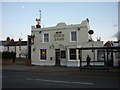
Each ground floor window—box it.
[40,49,47,60]
[19,46,21,51]
[115,52,120,59]
[69,49,76,60]
[97,50,105,61]
[19,53,21,58]
[7,47,9,51]
[78,50,81,60]
[61,50,66,58]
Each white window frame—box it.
[70,31,78,42]
[43,33,50,43]
[69,48,77,61]
[39,49,47,61]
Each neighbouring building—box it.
[104,41,120,66]
[0,41,7,52]
[31,18,104,67]
[2,38,28,58]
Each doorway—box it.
[55,49,60,66]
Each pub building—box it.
[31,18,104,67]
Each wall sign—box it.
[54,33,64,41]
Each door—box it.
[55,49,60,66]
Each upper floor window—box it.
[71,31,77,42]
[43,33,49,43]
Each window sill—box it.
[68,60,80,61]
[39,60,47,61]
[43,42,49,43]
[70,41,77,43]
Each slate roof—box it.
[4,41,27,46]
[0,41,7,46]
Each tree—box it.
[114,31,120,41]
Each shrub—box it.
[2,51,16,60]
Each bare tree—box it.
[114,31,120,41]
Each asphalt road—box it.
[2,71,120,88]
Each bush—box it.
[2,51,16,60]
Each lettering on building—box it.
[54,33,64,41]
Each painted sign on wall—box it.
[54,33,64,41]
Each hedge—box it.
[2,51,16,59]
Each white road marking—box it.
[26,78,93,85]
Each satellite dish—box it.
[88,30,94,35]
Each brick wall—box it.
[2,59,13,65]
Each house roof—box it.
[104,41,112,46]
[4,41,27,46]
[16,41,28,46]
[76,46,120,50]
[0,41,7,46]
[104,41,120,47]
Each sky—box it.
[1,1,119,43]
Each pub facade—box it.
[31,19,103,67]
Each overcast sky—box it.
[1,1,119,43]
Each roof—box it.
[104,41,120,47]
[76,46,120,50]
[4,41,27,46]
[0,41,7,46]
[31,19,89,32]
[104,41,112,46]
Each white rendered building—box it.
[31,19,104,67]
[0,41,7,52]
[4,41,28,58]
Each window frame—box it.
[69,48,77,60]
[43,33,50,43]
[70,31,77,42]
[40,49,47,60]
[19,46,21,51]
[7,47,9,51]
[61,50,66,59]
[97,50,105,61]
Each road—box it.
[2,71,120,88]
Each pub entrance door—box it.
[55,49,60,66]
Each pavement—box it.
[2,62,120,78]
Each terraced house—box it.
[3,38,28,58]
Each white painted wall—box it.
[4,46,27,58]
[16,46,28,58]
[0,46,4,52]
[31,19,103,67]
